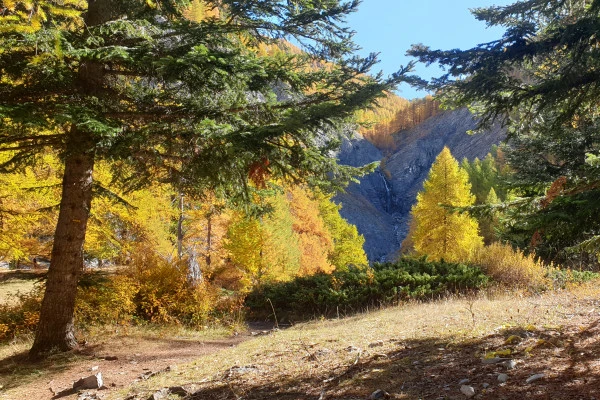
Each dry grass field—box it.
[1,280,599,399]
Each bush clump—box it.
[546,267,600,289]
[0,285,43,341]
[472,242,547,289]
[245,257,489,321]
[76,247,225,328]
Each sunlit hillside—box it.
[356,93,440,153]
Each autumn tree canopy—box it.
[410,147,483,262]
[0,0,411,357]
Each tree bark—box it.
[29,0,115,359]
[29,129,96,358]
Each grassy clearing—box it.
[111,283,600,399]
[0,270,43,305]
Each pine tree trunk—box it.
[29,0,114,359]
[29,130,96,358]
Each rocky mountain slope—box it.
[336,108,505,262]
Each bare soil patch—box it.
[0,327,249,400]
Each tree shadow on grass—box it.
[179,319,600,400]
[0,348,88,392]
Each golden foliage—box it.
[473,242,547,289]
[356,94,440,153]
[288,186,335,275]
[0,153,61,265]
[315,190,368,269]
[410,147,483,262]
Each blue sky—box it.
[346,0,513,99]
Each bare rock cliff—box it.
[335,108,505,262]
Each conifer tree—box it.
[408,0,600,263]
[410,147,483,262]
[0,0,412,357]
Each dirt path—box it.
[0,327,266,400]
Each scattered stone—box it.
[373,353,388,360]
[526,373,545,384]
[168,386,189,397]
[90,366,99,372]
[368,340,384,348]
[458,378,470,385]
[250,329,277,336]
[315,348,332,356]
[77,392,101,400]
[460,385,475,398]
[369,389,390,399]
[147,388,169,400]
[502,359,517,370]
[73,373,104,391]
[102,356,118,361]
[482,383,490,389]
[346,345,361,352]
[225,365,259,378]
[139,370,159,380]
[481,357,510,365]
[498,374,509,383]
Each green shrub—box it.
[245,258,488,321]
[546,267,600,289]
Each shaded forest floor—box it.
[1,283,600,399]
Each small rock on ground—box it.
[460,385,475,398]
[498,373,509,383]
[73,373,103,390]
[369,389,390,399]
[526,373,545,383]
[147,388,169,400]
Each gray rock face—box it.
[335,108,505,261]
[334,132,397,261]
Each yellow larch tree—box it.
[410,147,483,262]
[0,153,61,266]
[288,186,335,275]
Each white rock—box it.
[458,378,470,385]
[73,373,103,390]
[482,383,490,389]
[460,385,475,398]
[526,373,545,383]
[502,359,517,370]
[498,373,509,383]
